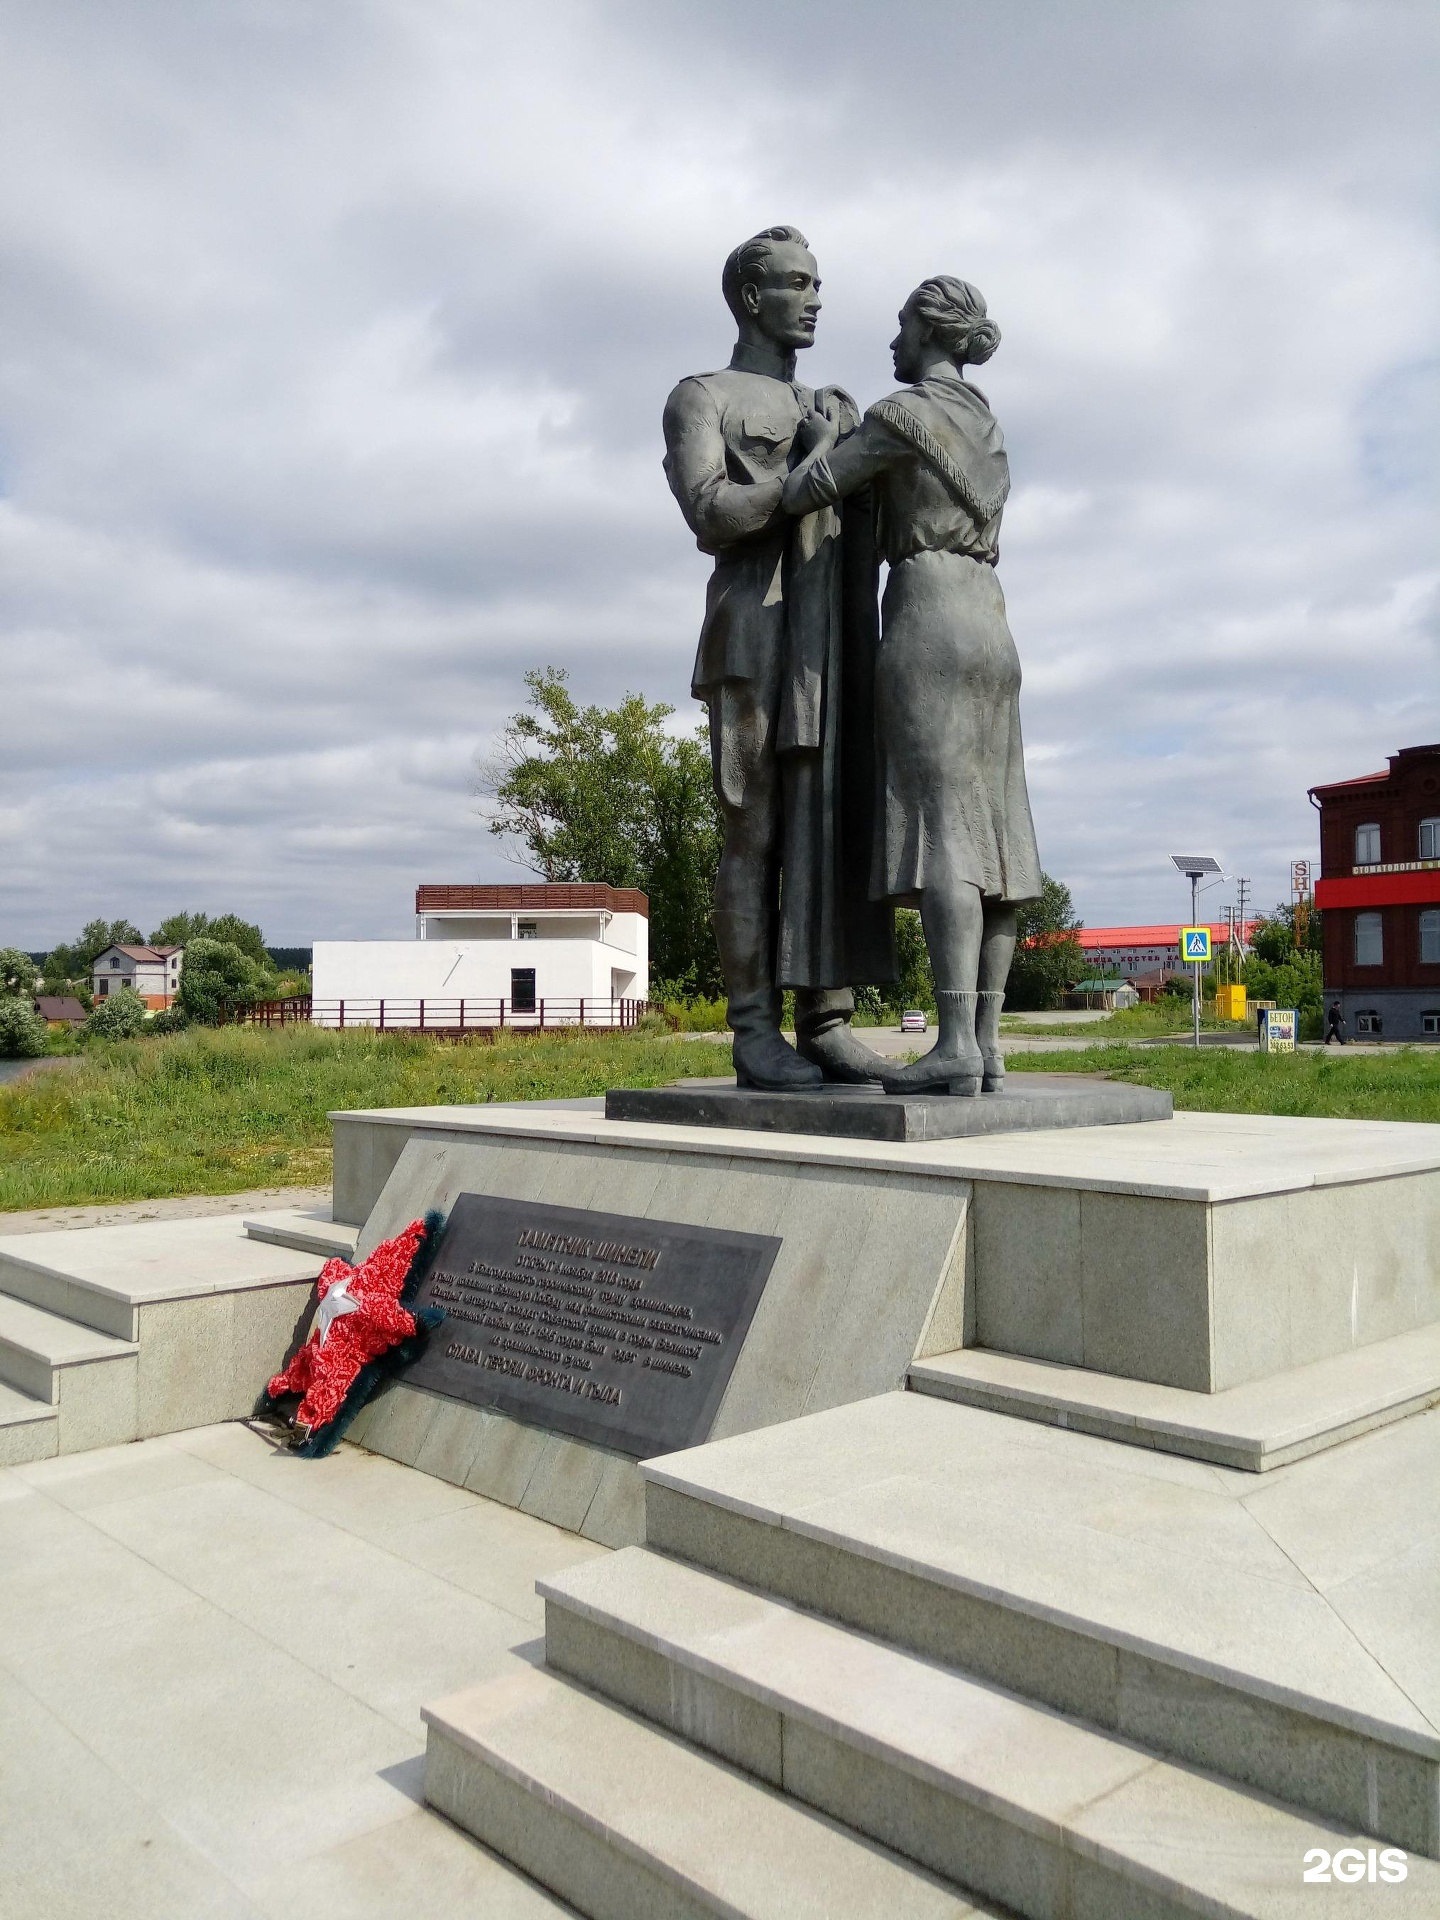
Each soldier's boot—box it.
[715,910,822,1091]
[795,989,885,1084]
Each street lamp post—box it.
[1170,855,1223,1050]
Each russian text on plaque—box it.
[403,1195,781,1457]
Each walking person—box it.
[1325,1000,1348,1045]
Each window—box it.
[517,920,538,940]
[1423,1012,1440,1036]
[1421,818,1440,860]
[510,967,537,1013]
[1354,823,1381,865]
[1421,910,1440,965]
[1354,912,1384,966]
[1356,1009,1382,1034]
[110,955,121,968]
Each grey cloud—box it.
[1,0,1437,946]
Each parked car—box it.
[900,1009,928,1033]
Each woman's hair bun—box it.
[909,276,1000,366]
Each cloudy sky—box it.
[2,0,1436,946]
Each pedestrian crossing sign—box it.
[1180,926,1211,963]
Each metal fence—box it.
[234,996,649,1035]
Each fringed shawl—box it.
[867,373,1010,526]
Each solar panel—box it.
[1169,854,1222,875]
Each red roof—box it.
[1077,923,1260,948]
[1309,770,1389,796]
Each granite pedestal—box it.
[315,1101,1440,1546]
[606,1074,1171,1141]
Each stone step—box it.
[909,1323,1440,1471]
[243,1209,357,1262]
[422,1664,998,1919]
[541,1546,1440,1920]
[0,1291,136,1402]
[0,1213,325,1339]
[642,1391,1440,1857]
[0,1378,58,1466]
[0,1216,323,1453]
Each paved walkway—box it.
[1,1422,596,1918]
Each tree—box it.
[483,667,723,995]
[150,911,269,966]
[879,910,935,1013]
[1244,948,1328,1029]
[84,986,149,1040]
[0,948,38,997]
[177,937,271,1025]
[1249,900,1323,965]
[42,918,143,990]
[0,998,49,1058]
[1005,874,1085,1011]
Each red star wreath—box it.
[262,1210,445,1456]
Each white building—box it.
[309,884,649,1028]
[91,945,184,1009]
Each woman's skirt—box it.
[871,549,1042,906]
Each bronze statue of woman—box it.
[783,276,1042,1095]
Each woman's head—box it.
[891,277,1000,382]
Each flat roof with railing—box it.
[415,884,648,917]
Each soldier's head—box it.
[722,226,820,352]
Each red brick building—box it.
[1310,743,1440,1039]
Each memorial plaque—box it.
[402,1194,781,1458]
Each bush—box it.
[148,1006,188,1034]
[85,986,149,1039]
[178,937,272,1025]
[659,995,729,1032]
[0,997,49,1058]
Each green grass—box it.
[0,1025,734,1213]
[7,1021,1435,1215]
[1007,1043,1440,1122]
[1002,1001,1236,1039]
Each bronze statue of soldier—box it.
[663,226,895,1090]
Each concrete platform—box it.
[605,1075,1172,1141]
[1,1422,595,1919]
[641,1390,1440,1855]
[910,1322,1440,1470]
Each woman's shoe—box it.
[882,991,983,1097]
[976,990,1005,1092]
